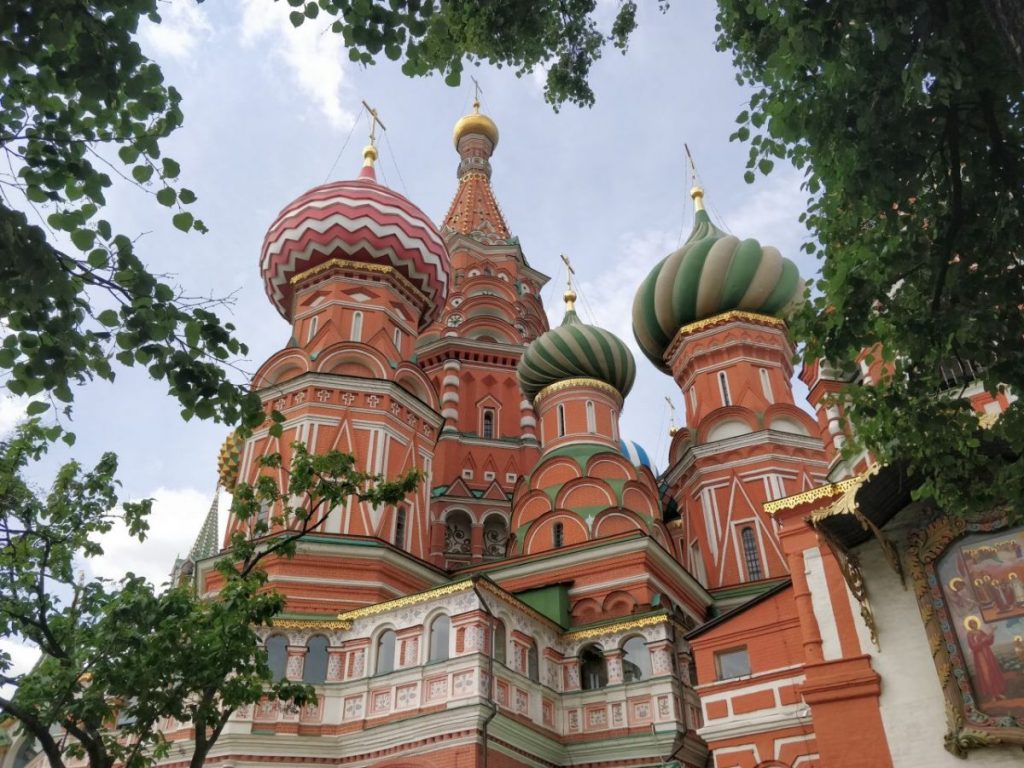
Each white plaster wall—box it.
[854,536,1021,767]
[804,547,842,661]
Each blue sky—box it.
[2,0,818,592]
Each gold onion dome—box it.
[517,291,636,402]
[631,186,805,374]
[217,431,243,491]
[453,99,499,148]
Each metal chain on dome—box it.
[323,104,364,183]
[381,128,410,198]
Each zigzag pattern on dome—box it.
[261,178,450,327]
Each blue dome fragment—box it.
[619,439,657,475]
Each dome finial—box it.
[359,100,386,177]
[690,185,705,212]
[453,80,499,149]
[685,143,705,211]
[560,254,577,313]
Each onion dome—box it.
[518,290,636,402]
[260,144,451,328]
[619,439,657,475]
[632,187,804,373]
[216,431,242,491]
[453,99,499,149]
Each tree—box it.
[0,420,419,768]
[715,0,1024,516]
[1,0,265,433]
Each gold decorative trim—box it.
[669,310,786,352]
[533,377,622,406]
[271,619,352,630]
[815,525,880,650]
[336,580,474,621]
[289,257,428,306]
[562,614,666,642]
[764,475,863,516]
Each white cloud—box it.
[239,0,356,130]
[85,486,224,588]
[720,169,810,257]
[139,0,213,61]
[0,637,41,697]
[0,395,30,438]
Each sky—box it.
[2,0,819,595]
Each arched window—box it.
[585,400,596,432]
[303,635,329,684]
[393,506,407,547]
[741,526,763,580]
[393,327,402,350]
[580,645,607,690]
[483,515,508,559]
[351,311,363,341]
[375,629,396,675]
[557,404,566,436]
[718,371,732,407]
[493,619,507,665]
[552,522,564,549]
[621,636,651,683]
[527,639,540,682]
[428,615,450,662]
[482,408,495,439]
[265,635,288,681]
[444,510,472,555]
[759,368,774,402]
[307,315,318,343]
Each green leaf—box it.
[179,188,197,204]
[132,165,155,183]
[161,158,181,179]
[156,187,177,206]
[172,212,194,232]
[97,310,120,327]
[758,158,774,174]
[289,10,304,26]
[71,229,95,251]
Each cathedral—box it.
[152,102,1019,768]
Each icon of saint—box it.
[964,617,1006,701]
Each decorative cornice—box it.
[337,580,475,621]
[666,310,786,363]
[533,377,622,406]
[289,257,427,306]
[763,475,864,516]
[271,618,352,630]
[561,614,667,642]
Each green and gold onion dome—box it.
[632,187,804,373]
[518,290,636,402]
[217,431,243,491]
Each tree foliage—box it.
[0,0,264,432]
[292,0,668,108]
[716,0,1024,515]
[0,421,419,768]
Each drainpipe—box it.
[471,578,498,768]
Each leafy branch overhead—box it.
[716,0,1024,515]
[0,0,264,433]
[289,0,670,109]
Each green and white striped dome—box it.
[518,292,636,402]
[632,189,804,373]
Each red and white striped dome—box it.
[260,159,450,327]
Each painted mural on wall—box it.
[937,527,1024,718]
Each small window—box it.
[429,615,450,662]
[265,635,288,681]
[610,409,618,440]
[307,315,318,342]
[580,645,607,690]
[351,311,363,342]
[506,472,517,483]
[557,404,566,437]
[715,647,750,680]
[483,470,496,481]
[462,469,474,480]
[689,387,697,412]
[759,368,773,403]
[493,620,507,665]
[303,635,328,684]
[718,371,731,407]
[482,408,495,439]
[621,636,651,683]
[393,507,407,547]
[375,630,396,675]
[552,522,564,549]
[585,400,596,432]
[527,640,540,682]
[741,526,763,580]
[393,327,402,350]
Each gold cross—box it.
[560,253,575,293]
[361,100,387,145]
[470,76,483,109]
[665,396,678,436]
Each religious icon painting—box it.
[907,511,1024,756]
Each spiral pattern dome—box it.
[632,189,804,373]
[518,293,636,402]
[260,151,451,328]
